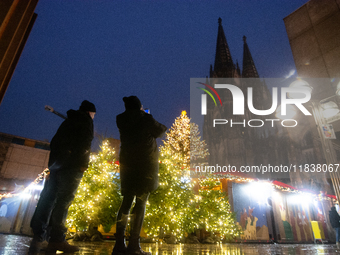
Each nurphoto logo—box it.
[197,81,312,128]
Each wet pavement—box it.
[1,234,340,255]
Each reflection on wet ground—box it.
[1,234,339,255]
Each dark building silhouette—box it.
[202,18,330,192]
[204,18,274,172]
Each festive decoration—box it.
[213,172,256,183]
[193,177,241,241]
[144,111,200,239]
[144,162,195,239]
[0,111,337,242]
[66,140,122,232]
[0,168,48,200]
[144,111,239,241]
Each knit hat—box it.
[79,100,96,112]
[123,96,142,110]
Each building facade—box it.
[284,0,340,80]
[0,132,49,193]
[284,0,340,194]
[203,19,304,182]
[0,0,39,105]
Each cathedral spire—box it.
[242,36,259,78]
[212,18,234,78]
[236,60,241,76]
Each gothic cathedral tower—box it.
[202,18,332,194]
[203,18,277,174]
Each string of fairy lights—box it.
[143,111,241,240]
[66,140,122,232]
[0,111,336,238]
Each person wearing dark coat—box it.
[29,100,96,254]
[329,206,340,247]
[112,96,167,255]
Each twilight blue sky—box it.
[0,0,309,147]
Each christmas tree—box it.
[144,111,240,241]
[194,178,241,241]
[66,140,122,232]
[144,111,208,239]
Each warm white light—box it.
[26,183,44,191]
[288,79,313,99]
[290,193,313,208]
[243,181,273,204]
[20,193,32,199]
[272,191,281,200]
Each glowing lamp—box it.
[243,181,273,205]
[288,79,313,99]
[321,101,340,118]
[275,105,297,119]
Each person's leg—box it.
[116,194,135,235]
[47,169,83,252]
[29,169,58,252]
[112,194,134,255]
[129,193,149,239]
[128,193,150,255]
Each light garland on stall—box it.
[0,168,49,200]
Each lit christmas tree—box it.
[194,177,241,241]
[160,110,209,176]
[144,111,208,239]
[144,162,195,239]
[144,111,240,241]
[66,140,122,232]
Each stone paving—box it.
[1,234,340,255]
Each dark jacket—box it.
[117,109,167,195]
[329,207,340,228]
[48,109,94,169]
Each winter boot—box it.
[46,240,79,253]
[112,213,129,255]
[126,237,151,255]
[112,233,127,255]
[28,237,48,253]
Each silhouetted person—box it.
[29,100,96,254]
[329,206,340,247]
[112,96,167,255]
